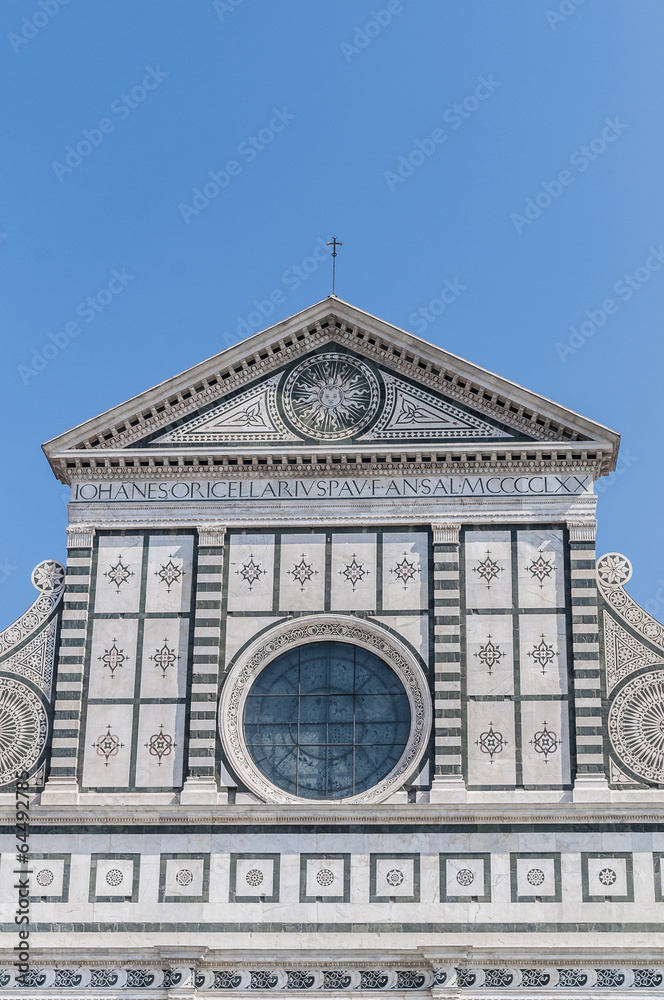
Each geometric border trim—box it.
[369,852,420,903]
[581,852,634,903]
[219,614,432,805]
[509,852,562,903]
[230,853,280,904]
[88,853,140,903]
[299,853,351,903]
[439,853,491,903]
[158,853,210,903]
[28,853,71,904]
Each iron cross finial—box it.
[326,236,343,295]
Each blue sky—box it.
[2,0,664,623]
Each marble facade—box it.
[0,298,662,997]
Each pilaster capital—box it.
[567,519,597,542]
[197,524,227,547]
[66,524,95,548]
[432,522,461,545]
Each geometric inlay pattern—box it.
[608,669,664,784]
[603,612,661,693]
[282,354,381,441]
[0,677,48,786]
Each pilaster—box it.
[180,525,225,804]
[41,525,95,803]
[567,519,609,800]
[429,522,466,802]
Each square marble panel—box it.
[279,533,326,612]
[139,618,189,698]
[300,854,350,901]
[144,534,194,613]
[94,535,143,613]
[466,699,516,787]
[88,618,138,700]
[330,533,376,612]
[223,615,282,666]
[584,854,632,900]
[518,613,568,695]
[517,529,565,609]
[226,534,275,612]
[440,854,491,901]
[91,855,138,901]
[512,854,561,901]
[465,614,514,696]
[382,532,428,611]
[464,531,512,610]
[231,854,279,902]
[29,855,69,902]
[375,614,428,660]
[160,855,208,901]
[82,704,133,788]
[371,854,419,901]
[135,703,184,789]
[519,700,570,787]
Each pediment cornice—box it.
[43,298,620,483]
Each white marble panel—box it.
[466,700,516,786]
[382,532,428,611]
[235,856,275,898]
[305,856,346,896]
[445,856,485,897]
[517,529,565,609]
[164,857,205,896]
[374,856,415,897]
[519,699,570,786]
[135,703,185,788]
[140,618,189,698]
[144,535,193,613]
[587,856,628,896]
[465,614,514,696]
[375,615,428,659]
[224,616,282,666]
[515,856,556,896]
[464,531,512,610]
[226,534,275,612]
[330,533,376,611]
[94,535,143,613]
[82,704,133,788]
[88,618,138,699]
[31,858,65,897]
[519,613,568,695]
[279,533,326,612]
[95,857,134,897]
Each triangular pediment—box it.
[147,347,517,448]
[42,297,620,481]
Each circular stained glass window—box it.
[242,641,411,800]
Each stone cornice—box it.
[42,299,620,482]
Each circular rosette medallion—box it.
[282,354,380,441]
[0,677,48,786]
[608,668,664,784]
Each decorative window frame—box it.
[219,614,431,804]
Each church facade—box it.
[1,298,663,997]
